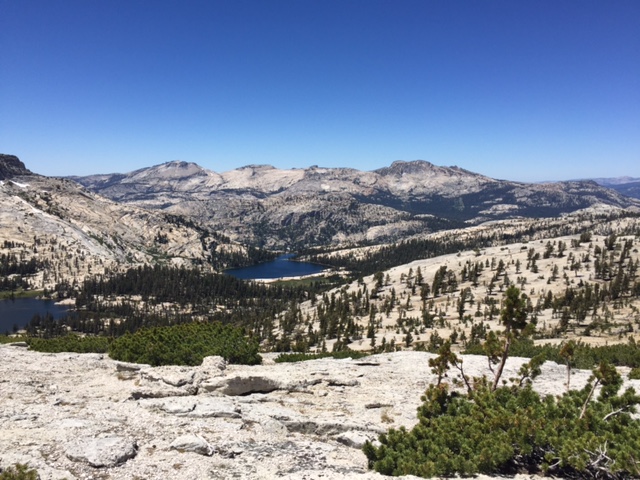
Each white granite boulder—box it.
[169,434,213,456]
[65,436,137,467]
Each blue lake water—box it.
[226,254,327,280]
[0,298,73,333]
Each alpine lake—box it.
[0,297,74,333]
[225,254,327,280]
[1,256,326,334]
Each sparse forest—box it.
[2,211,639,366]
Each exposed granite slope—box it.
[1,344,623,480]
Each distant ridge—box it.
[71,159,640,249]
[590,177,640,200]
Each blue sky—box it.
[1,1,638,181]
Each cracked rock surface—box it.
[1,344,616,479]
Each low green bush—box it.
[465,337,640,369]
[0,335,27,344]
[108,321,261,366]
[26,334,110,353]
[0,464,39,480]
[274,350,370,363]
[364,365,640,478]
[629,367,640,380]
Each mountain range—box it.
[2,153,639,274]
[72,159,640,249]
[591,176,640,200]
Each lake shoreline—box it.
[251,271,329,283]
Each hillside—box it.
[25,208,639,358]
[72,160,640,249]
[290,212,640,354]
[0,156,271,291]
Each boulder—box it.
[200,355,227,371]
[169,434,213,456]
[202,374,322,396]
[65,436,137,467]
[259,418,288,438]
[115,361,149,372]
[336,431,372,449]
[203,375,283,396]
[142,366,196,387]
[188,398,241,419]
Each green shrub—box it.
[274,350,370,363]
[0,464,39,480]
[26,334,110,353]
[465,337,640,369]
[108,321,261,366]
[629,367,640,380]
[364,366,640,478]
[0,335,27,344]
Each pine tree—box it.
[491,286,529,391]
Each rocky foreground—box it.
[1,344,632,480]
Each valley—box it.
[1,152,638,357]
[3,153,640,479]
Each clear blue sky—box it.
[1,1,638,181]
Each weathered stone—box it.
[198,377,227,393]
[130,385,195,399]
[203,374,323,396]
[162,400,196,414]
[188,398,241,419]
[65,436,137,467]
[327,378,360,387]
[200,355,227,371]
[260,417,288,437]
[115,361,149,372]
[211,375,283,396]
[336,431,372,449]
[169,434,213,456]
[142,366,196,387]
